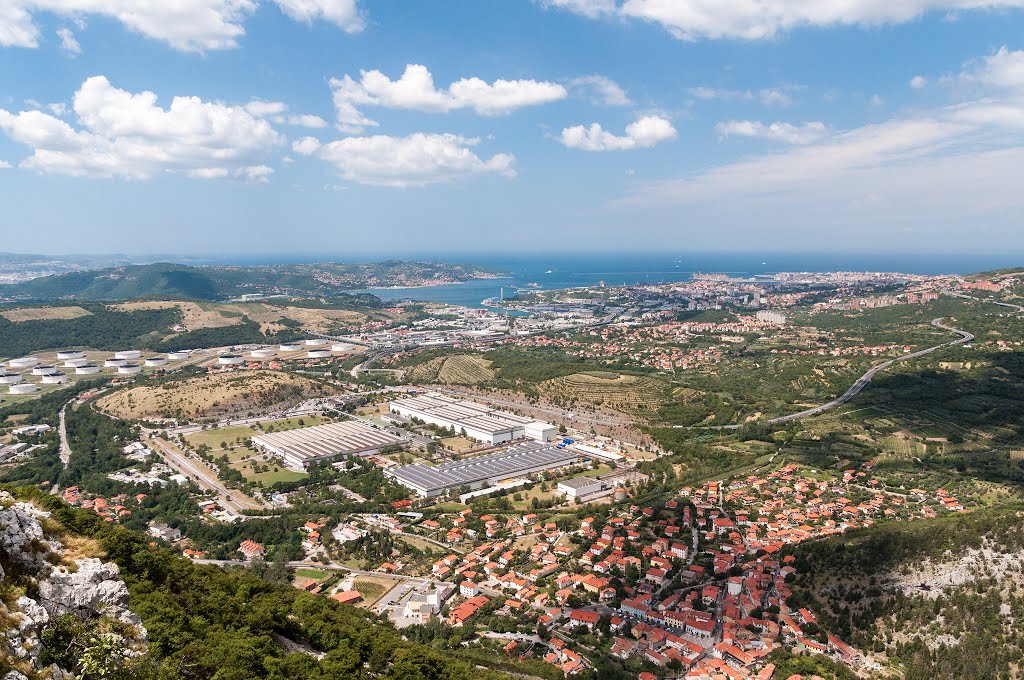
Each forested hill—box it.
[787,505,1024,679]
[1,486,516,680]
[0,260,500,303]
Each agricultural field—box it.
[0,306,93,322]
[539,371,667,414]
[350,577,395,607]
[97,370,330,420]
[406,354,495,384]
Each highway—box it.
[148,438,265,513]
[686,317,975,430]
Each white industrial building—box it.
[251,421,404,471]
[755,310,788,325]
[114,350,142,360]
[167,351,190,361]
[250,349,276,358]
[390,392,556,445]
[305,338,329,346]
[279,343,301,352]
[387,441,581,498]
[218,354,245,365]
[40,373,69,384]
[31,365,59,376]
[307,349,331,358]
[118,363,142,375]
[144,356,168,367]
[9,383,38,395]
[0,373,23,385]
[332,343,355,352]
[57,351,85,361]
[75,365,101,375]
[8,357,39,368]
[104,358,127,368]
[63,358,90,368]
[557,477,604,499]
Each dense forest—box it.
[0,304,180,355]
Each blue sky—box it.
[1,0,1024,256]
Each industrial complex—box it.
[251,421,404,472]
[389,392,556,445]
[385,441,581,497]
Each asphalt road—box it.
[149,438,264,512]
[685,317,975,430]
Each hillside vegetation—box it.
[97,371,330,420]
[789,506,1024,679]
[0,486,514,680]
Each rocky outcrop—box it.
[0,497,61,576]
[37,559,142,631]
[0,492,147,677]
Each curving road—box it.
[685,317,974,430]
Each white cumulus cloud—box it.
[689,86,793,107]
[560,115,677,151]
[0,0,364,52]
[0,75,281,180]
[271,0,364,32]
[910,75,928,88]
[544,0,1024,41]
[314,133,515,187]
[0,160,11,169]
[292,136,322,155]
[537,0,616,18]
[56,27,79,55]
[716,120,828,144]
[568,75,632,105]
[330,64,567,132]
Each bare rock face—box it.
[0,496,61,576]
[0,492,148,676]
[37,559,144,632]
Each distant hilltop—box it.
[0,260,506,303]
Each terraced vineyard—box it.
[407,354,495,384]
[540,371,667,414]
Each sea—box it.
[342,252,1022,309]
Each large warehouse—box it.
[387,441,581,497]
[251,421,403,471]
[390,392,556,445]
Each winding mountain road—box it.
[685,317,974,430]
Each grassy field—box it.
[1,306,93,322]
[187,415,326,461]
[247,467,307,485]
[98,370,329,420]
[295,568,330,580]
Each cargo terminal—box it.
[389,392,556,445]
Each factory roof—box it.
[391,392,533,435]
[389,441,579,495]
[252,421,402,464]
